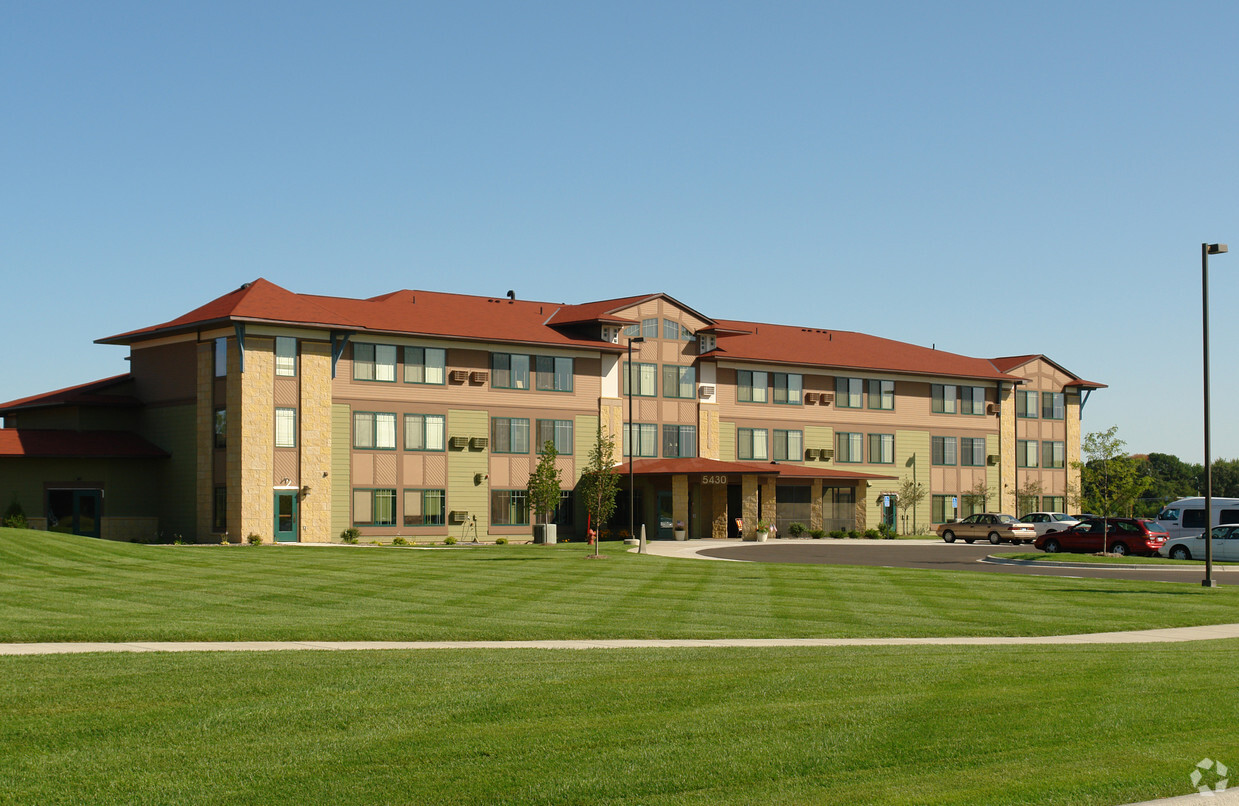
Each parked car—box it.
[1017,512,1080,537]
[938,513,1037,545]
[1034,518,1168,556]
[1153,497,1239,541]
[1159,524,1239,560]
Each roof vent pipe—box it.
[507,290,516,302]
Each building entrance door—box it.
[656,492,674,539]
[46,489,102,538]
[273,491,298,543]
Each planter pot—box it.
[533,524,557,545]
[755,530,769,543]
[673,529,687,541]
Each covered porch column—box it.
[672,474,689,537]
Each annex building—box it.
[0,280,1104,543]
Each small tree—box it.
[527,441,564,534]
[896,479,927,534]
[1073,426,1149,518]
[577,424,620,558]
[3,498,27,529]
[1014,479,1044,518]
[962,479,991,516]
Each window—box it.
[491,490,529,525]
[623,362,658,396]
[773,429,803,461]
[491,417,530,454]
[212,486,226,532]
[1042,392,1065,420]
[663,319,680,340]
[353,489,396,526]
[836,377,862,408]
[932,384,957,414]
[491,354,531,390]
[275,408,296,448]
[1043,496,1066,513]
[535,356,574,392]
[663,365,696,399]
[403,489,445,526]
[275,337,296,377]
[773,373,803,405]
[960,386,986,415]
[354,412,397,450]
[663,424,697,458]
[836,432,863,463]
[641,318,658,339]
[214,408,226,449]
[1042,440,1065,469]
[868,380,894,410]
[214,338,227,377]
[551,490,575,526]
[623,423,658,457]
[932,494,958,524]
[404,347,446,385]
[1017,439,1038,467]
[868,433,894,464]
[353,344,397,382]
[622,324,638,338]
[1016,390,1038,418]
[536,419,573,454]
[932,436,958,466]
[738,428,769,460]
[738,370,768,403]
[961,437,986,467]
[404,414,446,451]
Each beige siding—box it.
[331,404,352,538]
[448,409,490,536]
[718,421,736,463]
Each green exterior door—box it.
[657,491,674,539]
[274,491,298,543]
[47,489,102,538]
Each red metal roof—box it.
[0,429,168,458]
[0,375,139,414]
[990,354,1108,390]
[613,457,894,480]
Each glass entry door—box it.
[273,491,298,543]
[657,491,674,539]
[46,489,102,538]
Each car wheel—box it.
[1110,542,1129,556]
[1043,538,1061,554]
[964,538,974,544]
[1170,545,1192,560]
[942,530,955,544]
[988,532,1002,545]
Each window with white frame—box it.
[354,343,397,382]
[663,365,696,399]
[1017,439,1038,467]
[623,423,658,457]
[354,412,397,450]
[932,435,957,465]
[662,424,697,458]
[868,433,894,464]
[738,370,768,403]
[836,377,862,408]
[404,347,446,385]
[738,427,769,460]
[835,432,863,463]
[1042,440,1065,469]
[961,437,986,467]
[404,414,445,451]
[623,362,658,396]
[931,384,958,414]
[960,386,986,415]
[275,407,296,448]
[536,419,573,454]
[491,417,530,454]
[868,380,894,410]
[773,373,802,405]
[403,489,445,526]
[772,429,803,461]
[275,337,297,377]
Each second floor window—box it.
[536,419,573,454]
[354,344,397,382]
[868,433,894,464]
[738,427,768,460]
[491,417,530,454]
[1042,440,1066,468]
[836,432,863,463]
[836,377,862,408]
[773,373,802,405]
[961,437,986,467]
[404,414,446,451]
[932,435,957,466]
[624,423,658,457]
[275,407,296,448]
[773,429,803,461]
[405,347,446,385]
[663,424,697,458]
[354,412,397,450]
[214,408,226,448]
[738,370,768,403]
[623,362,658,396]
[663,365,696,399]
[1017,439,1038,467]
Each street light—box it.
[1203,242,1227,588]
[627,335,645,553]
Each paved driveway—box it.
[690,539,1239,585]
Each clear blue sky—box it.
[4,1,1237,463]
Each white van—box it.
[1154,497,1239,541]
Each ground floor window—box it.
[551,490,574,527]
[491,489,529,525]
[823,486,855,531]
[1043,495,1066,512]
[213,486,226,532]
[403,489,445,526]
[775,485,811,533]
[354,489,396,526]
[932,494,958,524]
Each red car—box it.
[1033,518,1168,556]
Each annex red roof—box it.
[990,354,1108,390]
[613,457,894,481]
[705,320,1020,382]
[0,375,139,414]
[0,429,168,459]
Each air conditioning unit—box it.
[819,392,834,406]
[698,385,715,398]
[449,369,469,383]
[470,436,489,450]
[987,454,999,466]
[470,371,489,384]
[449,436,470,449]
[803,392,817,405]
[804,447,819,461]
[819,448,834,460]
[450,510,469,524]
[986,402,998,415]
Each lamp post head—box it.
[1207,243,1228,255]
[630,336,645,344]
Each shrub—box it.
[788,522,806,537]
[340,528,360,544]
[391,536,409,547]
[495,537,508,545]
[3,498,27,529]
[810,529,826,539]
[246,533,262,546]
[444,536,457,546]
[828,530,845,539]
[863,528,880,539]
[847,529,861,539]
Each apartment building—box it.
[0,279,1103,543]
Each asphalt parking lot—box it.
[695,540,1239,585]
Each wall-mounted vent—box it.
[819,448,834,460]
[804,392,817,405]
[449,436,470,449]
[819,392,834,406]
[450,370,469,383]
[987,454,1000,466]
[470,437,489,450]
[986,402,998,415]
[804,448,819,461]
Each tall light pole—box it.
[1203,242,1227,588]
[627,335,645,552]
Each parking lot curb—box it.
[981,555,1232,572]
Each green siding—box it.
[718,421,736,463]
[803,425,834,455]
[896,429,931,532]
[572,415,600,483]
[448,409,490,536]
[139,405,197,538]
[331,404,352,538]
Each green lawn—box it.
[2,643,1233,805]
[3,526,1239,643]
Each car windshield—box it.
[995,514,1017,524]
[1157,508,1179,521]
[1142,520,1168,534]
[1052,513,1075,521]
